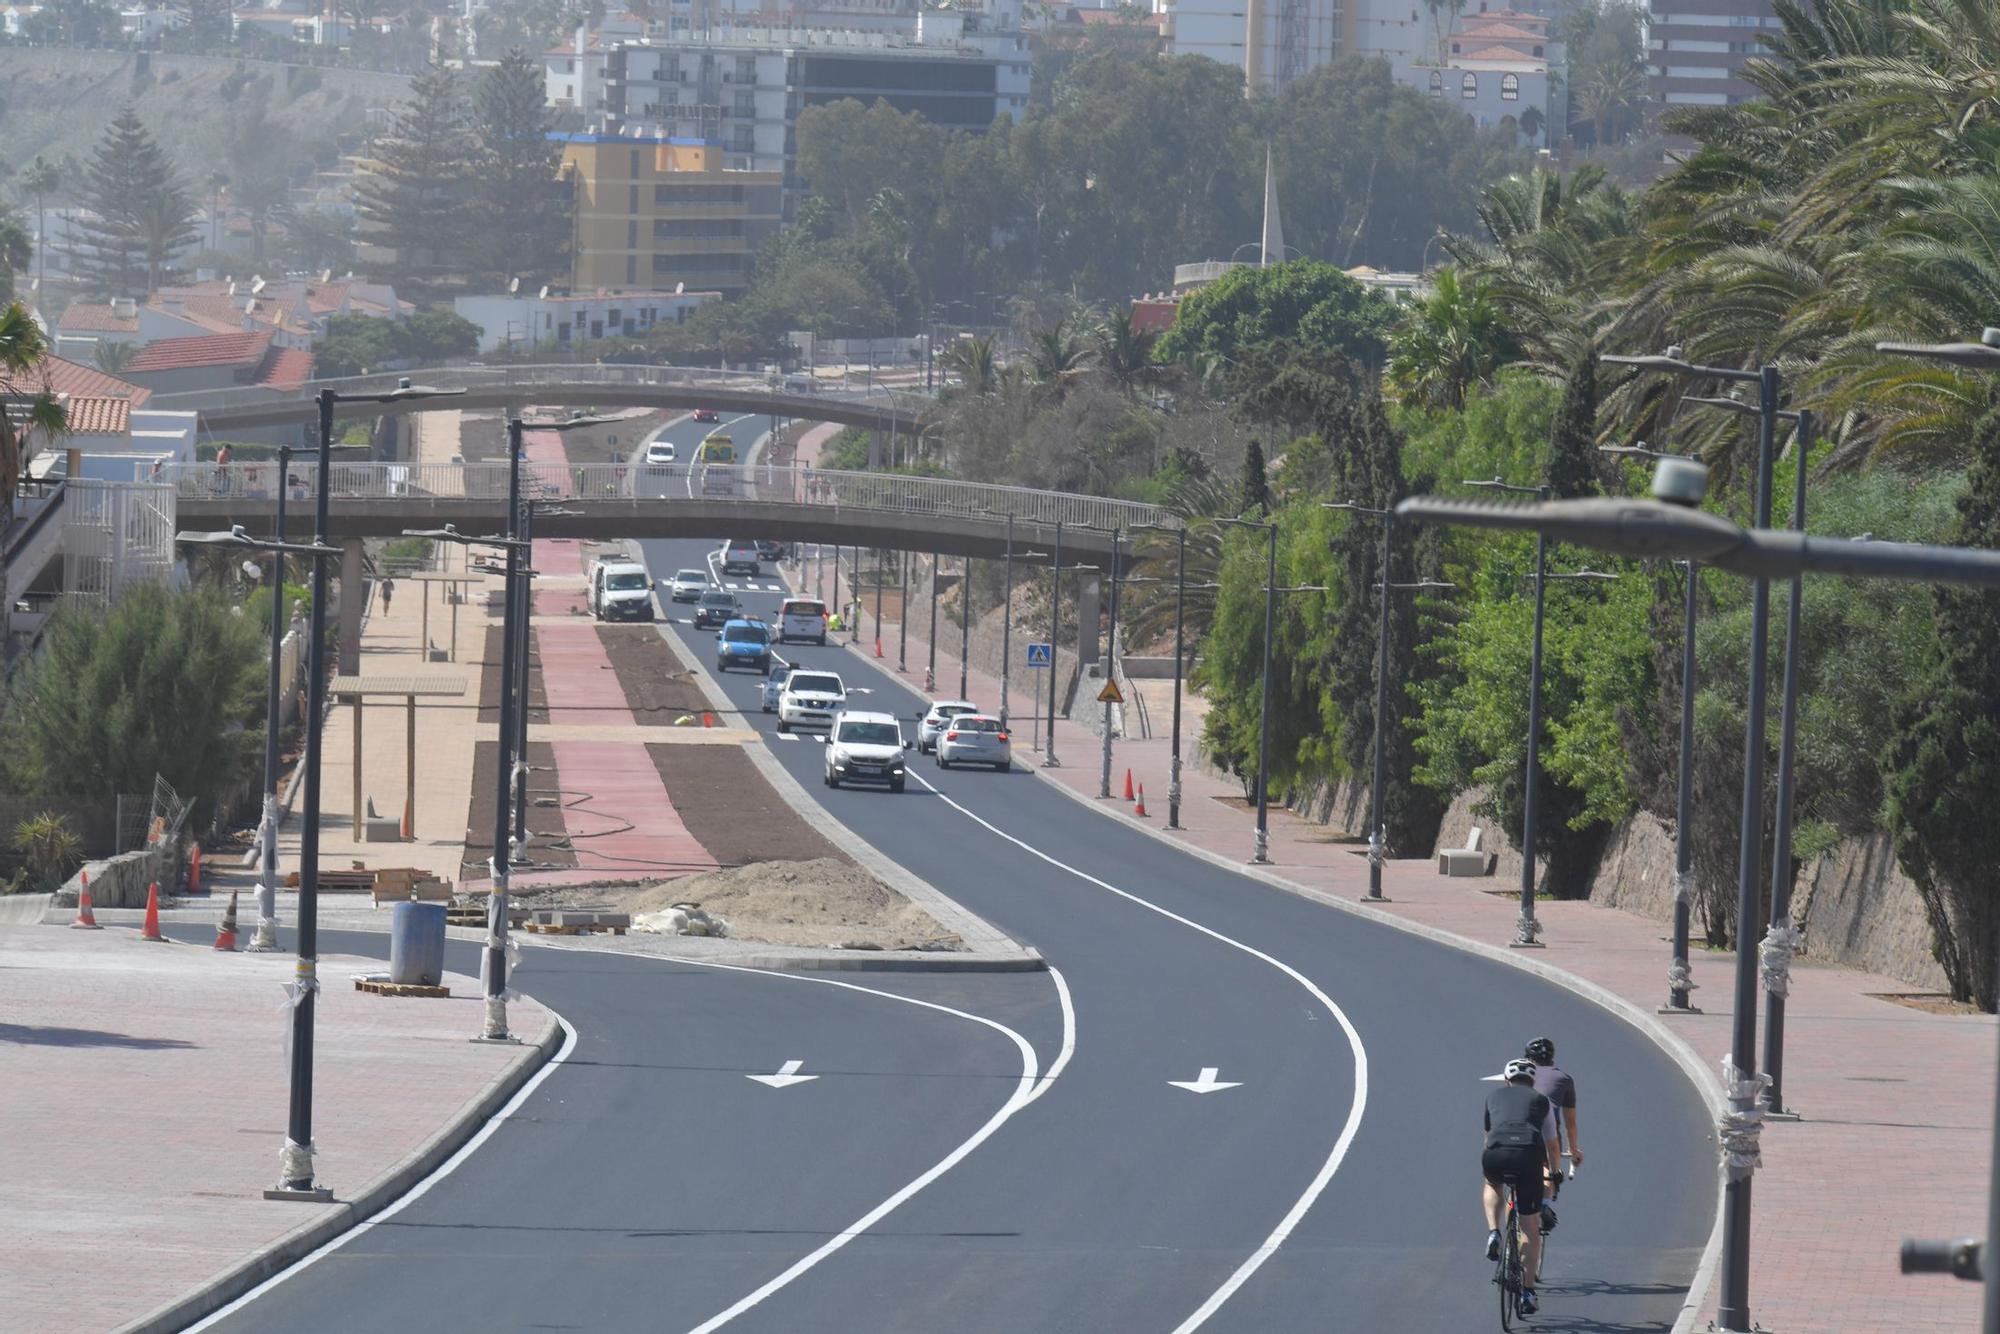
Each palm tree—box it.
[92,340,139,375]
[1027,317,1092,400]
[1,302,67,651]
[1095,308,1158,397]
[1574,61,1645,149]
[940,334,997,395]
[0,213,30,306]
[1386,268,1511,410]
[16,156,58,297]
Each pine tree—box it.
[1239,438,1271,516]
[1884,405,2000,1010]
[469,49,568,290]
[71,108,196,297]
[1544,347,1602,499]
[356,67,474,299]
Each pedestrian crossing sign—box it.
[1026,642,1052,668]
[1096,678,1124,705]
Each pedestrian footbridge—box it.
[169,460,1168,562]
[152,364,927,435]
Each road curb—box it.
[111,1005,563,1334]
[634,541,1046,973]
[1022,768,1728,1334]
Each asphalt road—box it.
[202,411,1715,1332]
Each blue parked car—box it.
[717,618,774,674]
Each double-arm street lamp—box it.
[1217,517,1277,861]
[509,493,588,844]
[982,510,1018,727]
[1399,447,2000,1334]
[1602,348,1780,1334]
[1464,478,1618,942]
[1323,501,1455,900]
[1133,522,1190,829]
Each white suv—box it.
[777,669,846,733]
[824,712,910,792]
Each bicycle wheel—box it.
[1498,1192,1517,1331]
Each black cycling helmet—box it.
[1525,1037,1556,1064]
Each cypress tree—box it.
[71,108,197,297]
[1545,347,1602,499]
[356,67,474,299]
[1239,438,1271,516]
[1884,405,2000,1010]
[469,49,568,291]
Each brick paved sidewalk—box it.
[0,926,553,1334]
[842,562,1995,1334]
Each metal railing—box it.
[167,459,1175,533]
[149,362,929,418]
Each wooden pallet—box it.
[519,921,628,936]
[353,977,451,998]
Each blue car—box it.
[717,618,774,674]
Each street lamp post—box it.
[994,513,1016,726]
[1135,523,1189,829]
[1601,442,1708,1014]
[927,549,940,695]
[1044,521,1066,767]
[271,377,461,1196]
[1603,348,1781,1334]
[898,549,910,672]
[1323,502,1454,900]
[958,554,972,699]
[1098,527,1124,800]
[874,547,885,651]
[1218,517,1278,863]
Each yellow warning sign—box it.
[1096,679,1124,705]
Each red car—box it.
[692,408,719,422]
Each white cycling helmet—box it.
[1504,1058,1538,1082]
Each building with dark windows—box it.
[1648,0,1781,109]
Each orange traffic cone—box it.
[214,890,238,952]
[875,635,883,659]
[1134,783,1149,818]
[71,872,102,930]
[702,711,716,728]
[1123,768,1135,802]
[141,882,166,942]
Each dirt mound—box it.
[622,857,962,952]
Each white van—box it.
[588,558,655,622]
[778,597,828,645]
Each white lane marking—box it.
[909,772,1368,1332]
[747,1059,818,1089]
[672,956,1055,1334]
[182,1016,582,1331]
[777,733,799,742]
[1168,1067,1243,1095]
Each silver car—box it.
[918,699,979,753]
[667,569,708,602]
[761,663,791,713]
[935,714,1012,771]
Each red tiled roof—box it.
[1458,20,1543,41]
[1130,298,1179,335]
[31,355,153,407]
[1461,44,1543,63]
[257,347,316,391]
[58,303,141,334]
[61,396,133,435]
[125,330,275,375]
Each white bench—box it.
[1438,826,1496,877]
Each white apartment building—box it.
[1156,0,1434,94]
[454,289,718,353]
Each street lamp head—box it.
[1396,495,1749,565]
[1464,476,1545,497]
[365,378,467,404]
[545,411,620,432]
[1874,332,2000,369]
[1654,455,1710,507]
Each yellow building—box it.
[557,133,783,297]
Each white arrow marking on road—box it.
[1168,1067,1243,1094]
[747,1059,819,1089]
[848,686,873,694]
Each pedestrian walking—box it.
[380,578,394,613]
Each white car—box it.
[587,558,655,622]
[761,663,791,713]
[777,669,846,733]
[824,711,911,792]
[645,440,677,464]
[918,699,980,753]
[936,714,1012,771]
[666,569,708,602]
[778,597,828,645]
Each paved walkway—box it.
[0,926,553,1334]
[841,561,1994,1334]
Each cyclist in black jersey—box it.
[1483,1057,1561,1316]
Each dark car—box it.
[693,408,720,423]
[754,539,784,562]
[693,589,739,628]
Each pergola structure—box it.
[330,674,468,840]
[401,571,480,662]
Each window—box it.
[607,308,621,327]
[1461,71,1477,98]
[1501,73,1519,100]
[629,149,640,177]
[1428,70,1443,97]
[627,220,637,248]
[735,91,754,116]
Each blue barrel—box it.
[388,901,448,986]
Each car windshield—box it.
[723,625,767,643]
[782,601,823,617]
[953,717,1001,733]
[838,722,901,746]
[790,674,842,695]
[676,571,705,583]
[931,704,975,721]
[606,572,648,591]
[768,667,790,683]
[701,593,734,607]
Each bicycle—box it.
[1495,1166,1566,1329]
